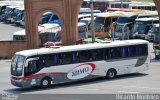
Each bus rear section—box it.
[10,40,150,88]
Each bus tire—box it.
[106,69,116,79]
[41,77,52,88]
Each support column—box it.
[24,0,83,49]
[24,0,39,49]
[62,0,83,46]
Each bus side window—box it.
[105,48,110,59]
[25,60,38,75]
[58,53,64,65]
[76,52,80,63]
[40,55,54,67]
[72,52,76,63]
[114,47,121,58]
[63,53,72,64]
[121,47,128,58]
[90,50,97,61]
[72,52,80,63]
[95,49,105,60]
[136,44,148,56]
[110,48,114,59]
[79,50,90,63]
[53,54,58,65]
[128,46,135,57]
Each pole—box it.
[112,22,116,41]
[90,0,95,43]
[121,0,123,8]
[122,23,131,40]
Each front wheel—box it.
[41,77,51,88]
[106,69,116,79]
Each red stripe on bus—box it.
[11,72,66,80]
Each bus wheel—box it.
[106,69,116,79]
[41,77,51,88]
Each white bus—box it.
[11,40,150,88]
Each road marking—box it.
[100,84,160,91]
[48,97,83,100]
[123,86,160,90]
[77,87,99,91]
[118,91,140,94]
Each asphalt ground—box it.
[0,22,23,41]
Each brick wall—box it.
[0,41,27,59]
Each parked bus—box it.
[94,12,123,38]
[11,40,150,88]
[114,11,158,39]
[79,8,101,14]
[85,0,109,12]
[13,23,61,46]
[106,8,149,13]
[132,17,159,39]
[78,13,99,22]
[0,3,8,21]
[3,5,19,23]
[12,7,24,25]
[13,22,88,46]
[39,12,60,25]
[108,2,130,9]
[129,2,156,11]
[147,24,159,43]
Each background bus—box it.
[129,2,156,11]
[147,24,159,43]
[132,17,159,39]
[114,11,158,40]
[94,12,123,38]
[11,40,150,88]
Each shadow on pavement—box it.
[4,73,148,94]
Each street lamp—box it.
[90,0,95,43]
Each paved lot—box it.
[0,22,160,95]
[0,22,23,41]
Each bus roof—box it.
[107,8,149,12]
[120,11,158,18]
[80,17,96,21]
[15,40,149,57]
[153,24,159,27]
[135,17,159,22]
[15,7,24,11]
[78,22,87,26]
[96,12,123,18]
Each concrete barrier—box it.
[0,41,27,59]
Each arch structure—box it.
[153,0,160,45]
[24,0,83,49]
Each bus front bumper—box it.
[11,79,24,88]
[11,76,41,88]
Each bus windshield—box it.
[117,17,129,23]
[11,55,25,76]
[135,22,146,34]
[115,23,130,34]
[95,17,105,24]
